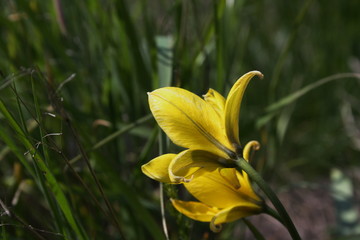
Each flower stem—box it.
[264,204,284,225]
[242,218,266,240]
[235,157,301,240]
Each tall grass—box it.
[1,0,360,239]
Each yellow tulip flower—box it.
[141,71,264,231]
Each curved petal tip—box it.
[243,140,261,162]
[249,70,264,80]
[210,221,222,233]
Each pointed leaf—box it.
[266,73,360,113]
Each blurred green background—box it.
[0,0,360,239]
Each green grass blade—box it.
[0,100,87,240]
[213,0,226,92]
[29,75,69,236]
[116,181,166,240]
[266,73,360,113]
[258,73,360,130]
[69,114,152,165]
[269,0,315,101]
[1,220,8,240]
[0,125,35,178]
[115,0,151,89]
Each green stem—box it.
[235,157,301,240]
[242,218,265,240]
[264,204,284,225]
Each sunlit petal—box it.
[184,168,260,208]
[171,199,219,222]
[210,203,262,232]
[141,154,176,183]
[224,71,263,146]
[148,87,235,158]
[169,149,222,183]
[203,88,226,118]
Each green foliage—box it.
[0,0,360,239]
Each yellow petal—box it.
[184,168,261,209]
[243,140,260,162]
[224,71,263,146]
[171,199,219,222]
[203,88,226,118]
[169,149,223,183]
[210,203,262,232]
[235,170,262,203]
[148,87,235,158]
[141,154,176,183]
[241,141,261,182]
[219,168,240,189]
